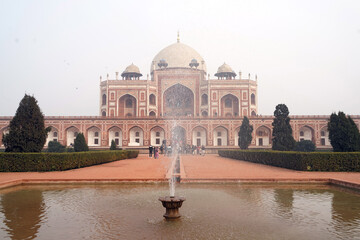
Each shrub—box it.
[0,150,139,172]
[74,133,89,152]
[3,94,50,152]
[110,140,117,150]
[238,116,253,149]
[218,150,360,172]
[295,140,316,152]
[272,104,296,151]
[47,141,66,153]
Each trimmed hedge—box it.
[218,150,360,172]
[0,150,138,172]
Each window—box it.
[115,139,119,145]
[149,94,156,105]
[217,138,222,146]
[201,94,208,105]
[126,99,132,108]
[300,138,304,141]
[259,138,263,146]
[115,132,119,137]
[95,132,99,137]
[156,131,160,137]
[135,132,140,137]
[94,139,99,144]
[321,139,325,146]
[102,111,106,116]
[217,131,221,137]
[197,132,201,137]
[53,139,58,142]
[251,94,256,105]
[321,131,325,137]
[53,132,58,137]
[300,131,304,137]
[156,139,160,145]
[135,138,140,143]
[102,94,106,105]
[225,98,232,108]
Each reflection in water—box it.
[0,184,359,240]
[0,188,45,240]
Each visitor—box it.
[201,145,205,156]
[154,147,159,159]
[160,145,164,154]
[149,145,153,157]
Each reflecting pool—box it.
[0,183,359,240]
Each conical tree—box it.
[272,104,296,151]
[74,133,89,152]
[238,116,253,149]
[328,112,360,152]
[3,94,50,152]
[110,139,117,150]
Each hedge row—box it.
[218,150,360,172]
[0,150,139,172]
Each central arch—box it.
[119,94,137,117]
[220,94,239,117]
[163,84,194,116]
[172,126,186,147]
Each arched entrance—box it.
[163,84,194,116]
[172,126,186,147]
[220,94,239,117]
[119,94,137,117]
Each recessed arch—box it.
[251,111,256,116]
[45,126,59,146]
[108,126,122,147]
[65,126,80,146]
[251,93,256,105]
[298,125,315,143]
[213,126,228,146]
[192,126,207,146]
[201,111,208,117]
[129,126,144,146]
[87,126,101,147]
[149,111,156,117]
[102,94,107,106]
[163,84,194,116]
[201,94,208,106]
[150,126,165,146]
[149,94,156,105]
[320,126,330,146]
[119,94,137,117]
[220,94,239,117]
[255,125,271,146]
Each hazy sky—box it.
[1,0,359,116]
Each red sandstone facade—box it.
[1,39,359,150]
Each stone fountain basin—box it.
[159,196,186,220]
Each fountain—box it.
[159,140,186,220]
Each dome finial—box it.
[177,31,180,43]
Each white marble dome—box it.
[151,42,207,73]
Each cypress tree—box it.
[3,94,50,152]
[110,139,117,150]
[328,112,360,152]
[74,133,89,152]
[238,116,253,149]
[272,104,296,151]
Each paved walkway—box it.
[0,154,360,189]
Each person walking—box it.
[149,145,153,157]
[154,147,159,159]
[201,145,205,156]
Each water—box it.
[0,183,359,240]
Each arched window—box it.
[149,111,156,117]
[251,111,256,116]
[126,99,133,108]
[102,94,107,106]
[251,94,256,105]
[102,111,106,116]
[201,94,208,105]
[149,94,156,105]
[225,98,232,108]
